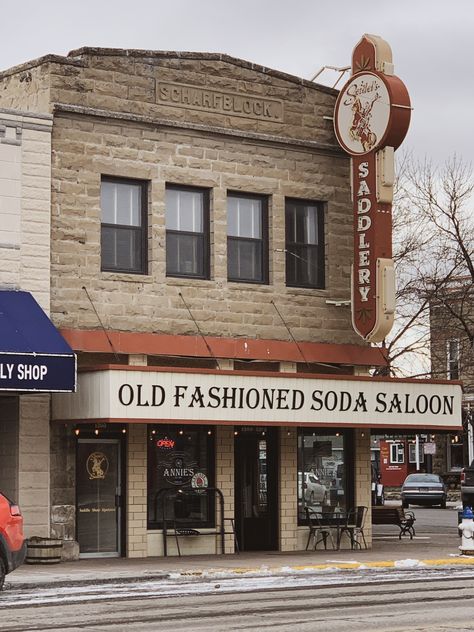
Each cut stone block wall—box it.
[127,424,148,557]
[18,394,50,537]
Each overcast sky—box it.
[1,1,472,165]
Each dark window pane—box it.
[101,178,146,274]
[101,226,142,272]
[448,340,459,380]
[227,194,267,283]
[286,245,323,287]
[285,199,324,288]
[165,187,208,279]
[147,426,215,529]
[228,238,262,282]
[166,232,204,277]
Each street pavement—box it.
[5,502,471,590]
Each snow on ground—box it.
[3,565,474,608]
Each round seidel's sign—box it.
[191,472,208,489]
[334,72,391,155]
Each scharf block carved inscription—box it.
[156,81,284,122]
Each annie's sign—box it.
[334,35,411,342]
[52,368,462,430]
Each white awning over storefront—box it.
[52,367,463,430]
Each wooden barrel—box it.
[26,537,63,564]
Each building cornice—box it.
[53,103,344,155]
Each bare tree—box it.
[373,155,474,380]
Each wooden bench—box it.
[371,506,416,539]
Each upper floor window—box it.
[408,442,424,464]
[390,443,405,464]
[285,199,325,288]
[101,178,147,274]
[166,186,209,279]
[447,339,460,380]
[227,193,268,284]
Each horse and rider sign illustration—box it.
[334,34,411,343]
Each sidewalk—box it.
[6,527,474,589]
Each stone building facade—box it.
[0,49,461,557]
[430,282,474,478]
[0,107,54,537]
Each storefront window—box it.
[449,435,464,471]
[297,430,348,524]
[147,426,215,529]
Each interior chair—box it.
[305,508,336,550]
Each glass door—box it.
[76,439,122,557]
[234,427,278,551]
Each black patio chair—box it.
[338,506,368,549]
[305,508,336,550]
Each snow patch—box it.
[394,558,425,569]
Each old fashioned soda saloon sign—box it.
[334,35,411,342]
[53,369,463,430]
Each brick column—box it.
[215,425,235,553]
[354,429,372,546]
[19,394,50,537]
[126,424,148,557]
[280,426,298,551]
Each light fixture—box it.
[207,430,212,435]
[74,428,80,436]
[122,428,127,434]
[234,431,238,436]
[179,429,184,435]
[94,428,99,436]
[152,430,156,435]
[361,432,365,437]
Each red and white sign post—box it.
[334,35,411,342]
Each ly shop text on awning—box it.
[0,291,76,392]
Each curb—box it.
[6,556,474,591]
[178,555,474,577]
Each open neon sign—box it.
[156,438,175,449]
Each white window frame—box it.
[390,442,405,464]
[447,339,460,380]
[408,442,425,464]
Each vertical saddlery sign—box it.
[334,34,411,342]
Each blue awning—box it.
[0,291,76,392]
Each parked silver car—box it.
[301,472,327,506]
[401,473,447,508]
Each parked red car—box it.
[0,492,26,589]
